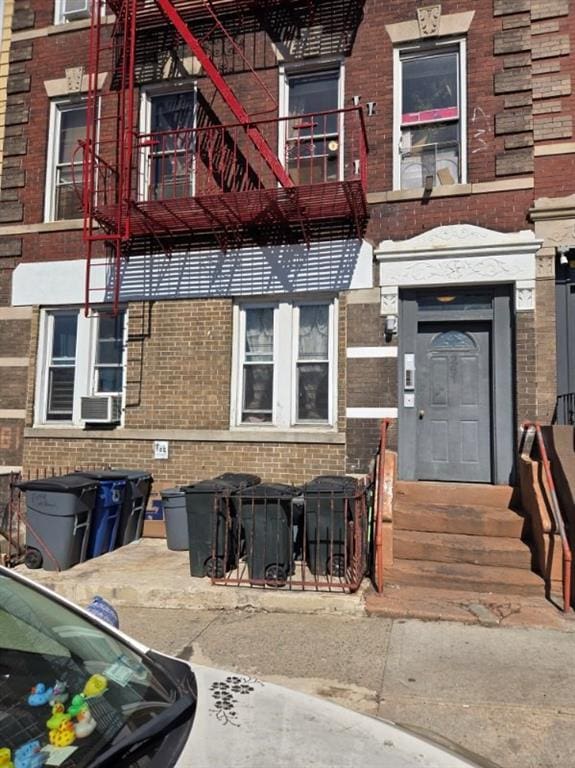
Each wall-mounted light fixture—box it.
[352,95,361,106]
[384,315,398,341]
[557,245,574,266]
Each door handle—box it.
[418,410,425,419]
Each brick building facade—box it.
[0,0,573,489]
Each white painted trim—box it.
[0,409,26,418]
[346,347,398,358]
[376,225,541,301]
[12,240,373,306]
[346,407,398,419]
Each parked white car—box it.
[0,566,499,768]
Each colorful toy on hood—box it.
[67,694,87,718]
[13,740,46,768]
[83,674,108,698]
[48,720,75,749]
[27,684,53,707]
[49,680,69,706]
[46,703,71,731]
[74,705,97,739]
[0,747,14,768]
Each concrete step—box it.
[394,529,533,570]
[394,501,527,538]
[396,481,517,509]
[385,559,544,596]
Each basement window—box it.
[232,298,337,429]
[394,41,467,190]
[45,100,87,221]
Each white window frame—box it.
[35,308,128,428]
[54,0,104,26]
[278,60,345,183]
[231,297,338,431]
[139,82,198,202]
[44,99,87,223]
[393,38,467,191]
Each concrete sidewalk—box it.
[117,607,575,768]
[17,537,575,630]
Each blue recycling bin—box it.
[77,470,128,558]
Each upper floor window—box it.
[233,299,337,429]
[395,42,466,190]
[36,309,126,426]
[54,0,96,24]
[45,100,86,221]
[281,65,343,185]
[141,88,196,201]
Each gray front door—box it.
[416,322,492,482]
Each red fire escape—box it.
[79,0,368,311]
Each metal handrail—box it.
[522,421,572,612]
[373,418,391,594]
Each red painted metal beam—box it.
[154,0,294,188]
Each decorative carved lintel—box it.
[65,67,84,94]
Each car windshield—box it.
[0,571,195,767]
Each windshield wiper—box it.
[89,693,195,768]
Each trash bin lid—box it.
[16,473,99,493]
[303,476,359,495]
[235,483,299,499]
[212,473,261,489]
[183,479,236,494]
[77,470,129,481]
[112,469,153,481]
[160,487,185,499]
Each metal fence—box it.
[0,466,110,569]
[207,480,371,593]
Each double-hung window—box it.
[37,309,126,426]
[142,89,196,201]
[282,66,343,185]
[93,312,126,396]
[46,101,87,221]
[395,42,466,190]
[46,312,78,422]
[234,299,336,428]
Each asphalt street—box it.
[117,607,575,768]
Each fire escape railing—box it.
[79,0,368,313]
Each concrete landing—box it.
[14,538,573,630]
[15,538,366,617]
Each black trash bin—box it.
[76,470,128,557]
[213,473,261,489]
[183,479,237,578]
[161,488,188,551]
[303,476,359,577]
[236,483,298,587]
[16,474,98,571]
[112,469,153,548]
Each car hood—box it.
[176,664,499,768]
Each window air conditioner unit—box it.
[81,395,122,424]
[62,0,91,21]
